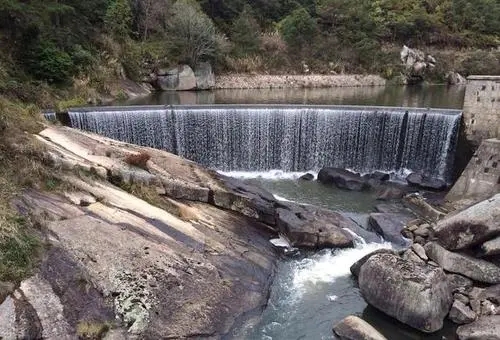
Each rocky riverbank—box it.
[334,139,500,340]
[214,74,386,89]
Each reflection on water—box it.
[128,85,465,109]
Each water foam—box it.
[291,242,392,295]
[218,170,315,180]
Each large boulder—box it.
[425,242,500,284]
[368,213,413,246]
[318,167,369,191]
[350,248,396,277]
[446,72,466,85]
[194,62,215,90]
[406,172,447,191]
[456,315,500,340]
[449,300,477,324]
[154,65,197,91]
[359,253,452,333]
[333,315,387,340]
[433,194,500,250]
[400,46,436,83]
[479,236,500,257]
[276,203,355,249]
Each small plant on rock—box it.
[124,151,151,170]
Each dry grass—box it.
[124,151,151,170]
[76,320,110,339]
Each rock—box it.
[368,213,413,246]
[406,172,447,191]
[374,203,413,215]
[449,300,477,324]
[299,173,314,181]
[194,62,215,90]
[447,72,466,85]
[154,65,197,91]
[454,293,470,305]
[375,185,405,200]
[434,193,500,250]
[481,300,499,316]
[411,243,428,261]
[402,249,426,264]
[359,253,452,333]
[415,236,426,245]
[470,300,482,315]
[0,281,15,304]
[400,45,436,83]
[317,167,369,191]
[447,274,474,294]
[456,315,500,340]
[369,171,390,182]
[333,315,387,340]
[480,236,500,257]
[425,242,500,284]
[402,193,445,221]
[477,284,500,304]
[350,248,395,277]
[63,191,96,206]
[413,223,430,237]
[276,203,354,249]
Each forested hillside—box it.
[0,0,500,99]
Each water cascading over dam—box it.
[68,105,462,181]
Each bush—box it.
[23,41,74,84]
[124,151,151,170]
[278,7,318,52]
[230,6,261,57]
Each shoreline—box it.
[214,74,387,89]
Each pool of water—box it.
[128,85,465,109]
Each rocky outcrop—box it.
[275,202,355,249]
[433,193,500,250]
[333,315,387,340]
[400,45,436,83]
[456,315,500,340]
[425,242,500,284]
[350,249,396,278]
[447,72,466,85]
[358,253,452,333]
[150,65,197,91]
[194,62,215,90]
[368,213,413,246]
[317,167,369,191]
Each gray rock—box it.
[446,72,466,85]
[402,194,445,221]
[406,172,447,191]
[402,249,426,264]
[194,62,215,90]
[413,223,431,237]
[368,213,413,246]
[477,284,500,304]
[457,315,500,340]
[412,243,428,261]
[447,274,474,294]
[454,293,470,305]
[434,193,500,250]
[333,315,387,340]
[481,300,499,316]
[425,242,500,284]
[449,300,476,324]
[470,300,481,315]
[154,65,197,91]
[374,203,414,215]
[276,203,354,249]
[317,167,369,191]
[299,173,314,181]
[480,236,500,257]
[375,185,405,200]
[359,253,452,333]
[350,249,395,277]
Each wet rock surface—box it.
[456,315,500,340]
[333,315,387,340]
[368,213,413,246]
[318,167,369,191]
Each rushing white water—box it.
[68,105,462,181]
[219,170,314,180]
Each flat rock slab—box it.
[368,213,413,246]
[425,242,500,284]
[359,253,452,333]
[457,315,500,340]
[434,193,500,250]
[333,315,387,340]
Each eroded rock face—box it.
[153,65,197,91]
[359,253,452,333]
[425,242,500,284]
[333,315,387,340]
[317,167,369,191]
[368,213,413,246]
[456,315,500,340]
[433,193,500,250]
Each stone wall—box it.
[463,75,500,145]
[447,138,500,203]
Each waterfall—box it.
[68,105,461,181]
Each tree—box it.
[105,0,132,40]
[168,0,219,66]
[133,0,170,40]
[278,6,318,52]
[230,5,261,56]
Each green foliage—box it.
[278,7,318,52]
[105,0,133,39]
[230,5,261,56]
[169,0,220,66]
[23,41,74,84]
